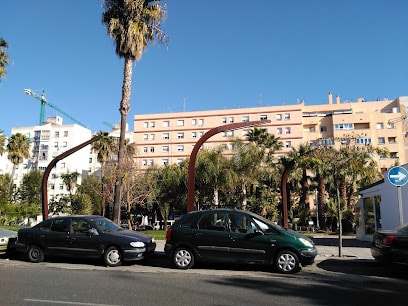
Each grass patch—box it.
[143,230,166,240]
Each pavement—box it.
[155,234,373,261]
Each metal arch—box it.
[187,120,270,212]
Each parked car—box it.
[164,209,317,274]
[0,228,17,254]
[371,223,408,264]
[15,215,156,267]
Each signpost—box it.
[387,166,408,225]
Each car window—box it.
[198,212,226,231]
[50,219,70,233]
[92,217,122,233]
[38,219,53,232]
[72,219,92,234]
[228,213,258,234]
[253,218,279,234]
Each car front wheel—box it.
[275,250,300,274]
[104,246,122,267]
[173,247,194,269]
[28,245,44,263]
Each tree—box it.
[19,169,42,206]
[195,147,234,208]
[0,130,7,156]
[76,174,104,215]
[230,138,264,210]
[102,0,168,224]
[91,131,116,215]
[0,37,9,82]
[60,172,80,196]
[7,133,31,194]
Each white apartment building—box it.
[5,116,92,201]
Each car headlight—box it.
[130,241,145,248]
[299,237,314,248]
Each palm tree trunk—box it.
[113,57,133,224]
[7,164,16,195]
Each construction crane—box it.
[24,88,87,128]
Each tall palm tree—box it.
[0,37,9,82]
[7,133,31,194]
[102,0,168,224]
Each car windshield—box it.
[90,217,123,233]
[395,223,408,233]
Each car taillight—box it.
[166,228,172,242]
[383,235,397,246]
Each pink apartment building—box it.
[134,93,408,173]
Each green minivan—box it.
[165,209,317,274]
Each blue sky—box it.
[0,0,407,137]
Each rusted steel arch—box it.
[187,120,270,212]
[41,135,102,220]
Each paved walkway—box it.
[155,235,373,261]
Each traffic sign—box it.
[388,166,408,187]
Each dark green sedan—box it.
[165,209,317,274]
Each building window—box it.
[387,122,394,129]
[285,127,291,134]
[222,117,227,124]
[228,131,234,136]
[162,159,169,166]
[284,113,290,120]
[163,121,169,127]
[199,132,204,137]
[54,131,59,138]
[192,119,197,126]
[356,138,372,145]
[242,130,249,136]
[242,116,249,122]
[143,147,148,153]
[309,126,316,132]
[51,184,55,190]
[229,117,234,123]
[63,141,67,147]
[192,132,197,138]
[276,114,282,121]
[320,126,327,132]
[378,137,385,144]
[177,145,184,152]
[177,132,184,139]
[285,141,291,148]
[163,133,169,140]
[177,120,184,126]
[334,123,354,130]
[59,184,64,190]
[376,122,384,129]
[176,158,184,164]
[260,115,268,120]
[162,146,169,153]
[388,137,396,144]
[54,142,58,148]
[390,152,398,159]
[199,119,204,127]
[143,122,148,128]
[221,131,227,137]
[150,121,155,127]
[142,160,147,166]
[150,147,155,153]
[143,134,148,140]
[149,134,155,140]
[148,159,154,166]
[64,131,68,137]
[276,128,282,135]
[61,162,66,169]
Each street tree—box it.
[0,37,9,82]
[19,169,42,206]
[7,133,30,194]
[102,0,168,224]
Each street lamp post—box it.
[187,120,270,212]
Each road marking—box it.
[24,299,120,306]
